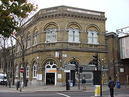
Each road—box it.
[0,89,129,97]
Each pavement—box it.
[0,84,129,97]
[0,84,109,93]
[0,84,100,92]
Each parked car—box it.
[0,73,7,85]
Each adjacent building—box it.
[117,27,129,84]
[106,32,119,82]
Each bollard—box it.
[95,85,100,96]
[66,82,70,90]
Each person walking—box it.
[81,77,86,90]
[16,80,20,90]
[108,77,115,97]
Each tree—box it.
[0,0,36,37]
[0,0,37,87]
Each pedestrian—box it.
[25,78,28,87]
[16,80,20,90]
[108,77,115,97]
[81,77,86,90]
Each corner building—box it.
[15,6,108,86]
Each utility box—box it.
[93,71,101,85]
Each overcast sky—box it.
[29,0,129,32]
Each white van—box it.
[0,73,7,85]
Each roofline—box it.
[41,5,105,13]
[20,5,105,32]
[119,34,129,39]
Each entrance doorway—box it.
[46,73,55,85]
[45,60,57,85]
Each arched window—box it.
[52,65,57,68]
[26,32,31,48]
[46,65,51,68]
[32,30,38,45]
[88,30,98,44]
[68,28,80,43]
[33,63,37,78]
[44,22,58,43]
[46,29,57,43]
[45,60,57,69]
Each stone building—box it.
[14,6,108,86]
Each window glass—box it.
[52,65,57,68]
[33,64,37,78]
[33,31,38,45]
[26,66,30,78]
[88,31,99,44]
[46,29,57,43]
[45,60,57,69]
[68,28,80,42]
[27,33,31,48]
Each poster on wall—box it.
[58,74,62,79]
[120,36,129,59]
[37,74,42,80]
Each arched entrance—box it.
[45,60,57,85]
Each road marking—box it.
[57,93,71,97]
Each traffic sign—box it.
[20,68,24,73]
[64,70,70,72]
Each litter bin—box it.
[95,85,101,96]
[116,81,120,88]
[66,82,70,90]
[70,80,73,87]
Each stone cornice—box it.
[23,12,106,31]
[22,6,106,31]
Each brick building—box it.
[106,32,119,82]
[14,6,108,86]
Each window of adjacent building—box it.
[33,64,37,78]
[88,30,99,44]
[45,29,57,43]
[32,30,38,45]
[68,28,80,43]
[26,66,30,78]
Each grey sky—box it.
[29,0,129,32]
